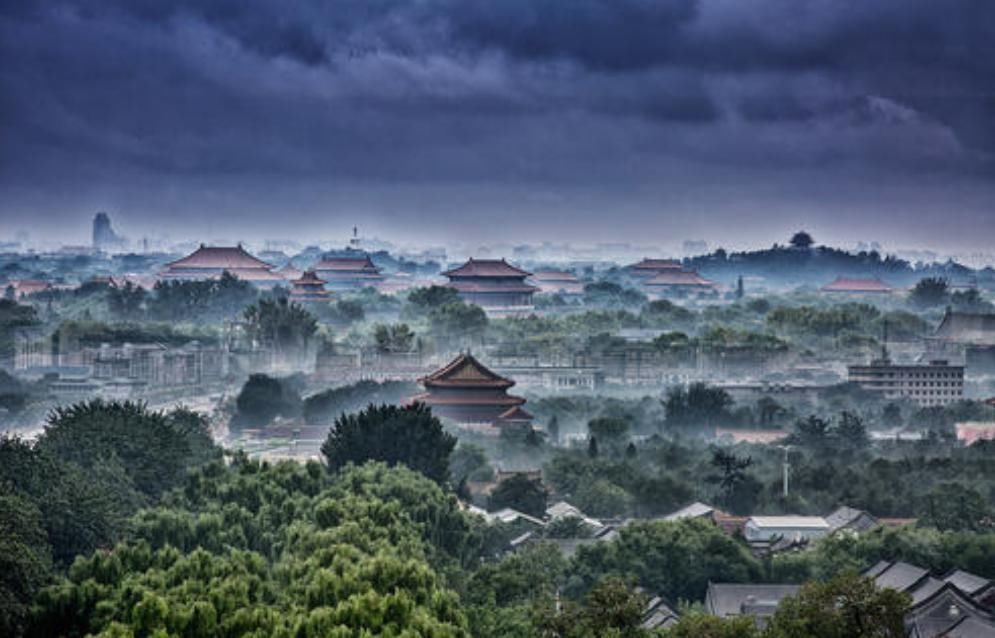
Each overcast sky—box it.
[1,1,993,252]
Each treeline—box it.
[5,399,995,637]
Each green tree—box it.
[664,383,734,429]
[917,482,994,532]
[406,285,461,314]
[232,373,302,428]
[708,449,753,510]
[373,322,416,353]
[243,296,317,351]
[660,610,761,638]
[429,301,488,345]
[450,443,494,483]
[765,572,909,638]
[321,403,456,485]
[588,417,631,447]
[569,519,761,601]
[38,399,219,500]
[488,474,547,518]
[0,494,52,637]
[534,577,648,638]
[909,277,949,308]
[789,231,814,249]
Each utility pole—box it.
[778,445,791,497]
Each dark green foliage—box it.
[660,611,761,637]
[149,271,257,321]
[373,322,416,353]
[582,281,647,308]
[664,383,734,429]
[488,475,547,518]
[568,519,762,601]
[708,449,754,510]
[321,403,456,485]
[916,482,994,532]
[790,231,815,249]
[450,443,494,484]
[909,276,949,308]
[765,573,909,638]
[534,576,649,638]
[51,320,218,349]
[588,416,630,444]
[232,373,303,428]
[406,285,461,314]
[39,399,220,500]
[0,299,39,362]
[243,296,318,350]
[429,301,488,344]
[29,461,471,637]
[0,494,52,637]
[303,380,416,425]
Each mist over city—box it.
[2,2,995,637]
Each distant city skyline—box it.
[2,1,993,253]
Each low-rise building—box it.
[848,357,965,407]
[743,516,830,543]
[705,583,801,627]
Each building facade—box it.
[159,244,284,287]
[289,270,330,303]
[409,352,532,427]
[442,258,537,315]
[312,254,384,291]
[848,357,965,407]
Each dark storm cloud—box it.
[0,0,993,247]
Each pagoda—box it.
[159,244,283,287]
[290,270,331,303]
[313,254,384,291]
[410,352,532,426]
[442,258,537,314]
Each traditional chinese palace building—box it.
[643,269,718,298]
[289,270,330,303]
[442,258,537,314]
[626,258,683,279]
[313,254,384,291]
[410,353,533,428]
[159,244,283,287]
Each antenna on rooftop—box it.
[881,319,890,362]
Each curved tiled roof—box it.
[164,244,272,270]
[644,270,716,287]
[419,352,515,389]
[314,255,381,273]
[443,258,531,278]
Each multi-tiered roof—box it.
[411,353,531,426]
[290,270,330,303]
[532,270,585,295]
[442,258,537,311]
[627,258,683,278]
[313,254,384,291]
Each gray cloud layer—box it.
[0,0,993,248]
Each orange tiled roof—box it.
[163,244,273,271]
[419,353,515,389]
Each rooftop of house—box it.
[163,244,273,271]
[442,258,532,278]
[419,352,516,389]
[705,583,801,619]
[747,516,830,529]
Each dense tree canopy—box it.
[321,403,456,485]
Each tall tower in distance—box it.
[92,212,124,252]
